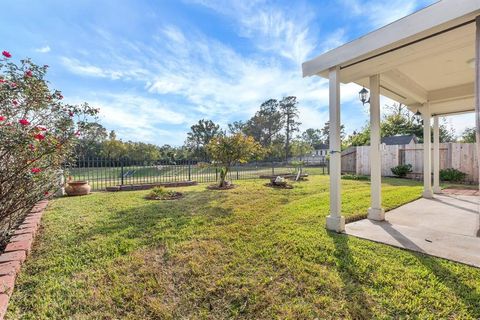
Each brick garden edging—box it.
[0,200,48,319]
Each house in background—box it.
[289,143,329,164]
[312,143,329,161]
[381,134,418,146]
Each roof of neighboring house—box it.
[381,135,418,145]
[313,143,329,150]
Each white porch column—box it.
[367,74,385,221]
[422,103,433,199]
[326,66,345,232]
[475,16,480,237]
[433,115,441,194]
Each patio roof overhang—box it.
[302,0,480,115]
[302,0,480,236]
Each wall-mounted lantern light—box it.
[359,87,370,105]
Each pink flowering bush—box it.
[0,51,98,245]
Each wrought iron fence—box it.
[63,158,329,191]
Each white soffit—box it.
[302,0,480,77]
[302,0,480,114]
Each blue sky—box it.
[1,0,473,145]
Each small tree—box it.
[0,51,98,244]
[207,133,264,188]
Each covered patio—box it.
[302,1,480,247]
[346,193,480,267]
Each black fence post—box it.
[236,166,239,180]
[272,162,275,175]
[120,158,124,186]
[215,168,218,181]
[188,161,192,181]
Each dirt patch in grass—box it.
[145,192,183,200]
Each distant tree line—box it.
[75,100,474,162]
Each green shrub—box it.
[391,164,412,178]
[440,168,467,182]
[341,174,370,181]
[147,186,179,200]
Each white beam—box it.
[475,16,480,237]
[428,82,474,102]
[422,103,434,199]
[408,97,475,116]
[368,74,385,221]
[326,66,345,233]
[382,69,429,103]
[340,30,473,84]
[433,116,442,194]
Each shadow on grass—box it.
[377,222,480,317]
[381,178,422,187]
[78,189,233,249]
[327,231,374,319]
[330,227,480,318]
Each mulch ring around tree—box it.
[264,182,294,189]
[145,192,184,200]
[207,184,236,190]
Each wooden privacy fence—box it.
[341,143,478,183]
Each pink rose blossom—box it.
[34,133,45,141]
[19,119,30,126]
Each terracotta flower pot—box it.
[65,181,91,196]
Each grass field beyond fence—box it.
[65,158,329,190]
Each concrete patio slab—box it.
[345,194,480,268]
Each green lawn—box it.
[7,176,480,319]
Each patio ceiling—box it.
[302,0,480,115]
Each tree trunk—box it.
[218,167,229,187]
[285,119,290,163]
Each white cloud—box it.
[58,2,395,145]
[146,26,363,127]
[60,19,363,144]
[341,0,426,28]
[187,0,317,64]
[35,45,51,53]
[70,93,192,145]
[60,57,148,80]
